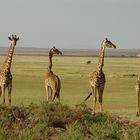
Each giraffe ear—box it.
[16,37,20,41]
[8,37,12,40]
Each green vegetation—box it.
[0,55,140,139]
[0,103,140,140]
[0,56,140,119]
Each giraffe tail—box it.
[53,92,58,100]
[53,77,61,101]
[53,90,60,100]
[84,92,92,101]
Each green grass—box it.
[0,55,140,121]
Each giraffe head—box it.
[50,46,62,55]
[102,38,116,49]
[8,34,19,46]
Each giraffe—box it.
[0,35,19,105]
[85,38,116,115]
[45,46,62,102]
[136,74,140,116]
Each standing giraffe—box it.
[136,74,140,116]
[0,35,19,105]
[45,46,62,102]
[85,38,116,114]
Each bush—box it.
[61,122,88,140]
[90,121,121,140]
[0,103,140,139]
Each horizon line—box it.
[0,46,139,50]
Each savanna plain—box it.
[5,56,139,119]
[1,55,140,139]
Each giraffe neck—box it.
[48,51,53,71]
[1,44,15,74]
[96,46,105,73]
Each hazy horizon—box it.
[1,46,140,57]
[0,0,139,49]
[1,46,140,50]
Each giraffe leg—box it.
[45,85,49,102]
[0,87,1,98]
[56,83,61,103]
[2,86,5,105]
[0,87,1,104]
[136,85,140,116]
[57,78,61,103]
[8,84,12,106]
[50,88,53,101]
[57,93,60,103]
[91,86,97,115]
[98,84,105,112]
[52,91,60,103]
[53,91,60,103]
[53,90,56,101]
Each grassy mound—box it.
[0,103,140,140]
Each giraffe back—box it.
[45,72,61,93]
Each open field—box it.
[0,55,140,121]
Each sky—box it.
[0,0,139,49]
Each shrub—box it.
[61,122,88,140]
[90,121,121,140]
[0,103,140,139]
